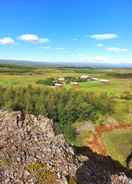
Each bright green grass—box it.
[0,67,132,97]
[0,76,131,97]
[0,65,130,88]
[102,129,132,166]
[0,68,131,117]
[79,81,102,88]
[0,79,17,85]
[78,79,132,96]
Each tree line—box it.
[0,85,115,142]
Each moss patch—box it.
[27,162,58,184]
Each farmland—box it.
[0,64,132,96]
[0,64,132,166]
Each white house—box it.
[91,77,98,81]
[80,75,90,80]
[54,83,64,87]
[100,79,110,83]
[58,77,65,82]
[70,82,79,86]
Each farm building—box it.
[91,77,98,81]
[58,77,65,82]
[54,83,64,87]
[70,82,80,86]
[99,79,110,83]
[80,75,91,80]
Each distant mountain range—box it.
[0,59,132,68]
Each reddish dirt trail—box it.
[87,123,132,155]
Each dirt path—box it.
[87,123,132,155]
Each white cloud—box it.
[0,37,15,45]
[120,48,128,52]
[40,46,50,49]
[18,34,49,44]
[78,54,86,57]
[55,48,65,50]
[39,38,49,43]
[68,54,75,57]
[72,54,108,63]
[97,43,104,47]
[106,47,128,52]
[91,56,108,62]
[79,55,132,64]
[90,33,118,40]
[65,53,132,64]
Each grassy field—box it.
[0,64,132,165]
[102,129,132,166]
[0,64,132,122]
[0,64,132,96]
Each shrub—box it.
[0,85,116,143]
[37,78,55,86]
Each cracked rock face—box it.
[0,111,78,184]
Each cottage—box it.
[70,82,79,86]
[91,77,98,81]
[100,79,110,83]
[58,77,65,82]
[80,75,90,80]
[54,83,64,87]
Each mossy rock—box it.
[0,159,12,168]
[27,162,58,184]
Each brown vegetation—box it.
[87,123,132,155]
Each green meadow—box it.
[0,64,132,96]
[0,64,132,165]
[102,129,132,166]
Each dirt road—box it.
[87,123,132,155]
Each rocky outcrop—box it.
[0,111,132,184]
[0,111,78,184]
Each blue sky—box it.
[0,0,132,64]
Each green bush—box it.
[0,85,116,142]
[64,76,77,84]
[37,78,55,86]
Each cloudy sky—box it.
[0,0,132,64]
